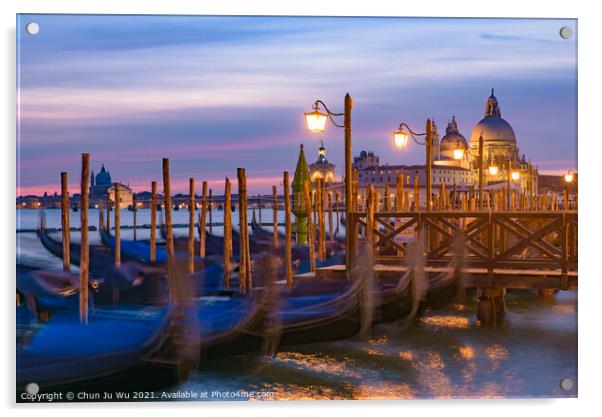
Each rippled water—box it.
[17,209,577,400]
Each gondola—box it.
[17,303,174,395]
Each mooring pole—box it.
[237,169,247,293]
[60,172,70,272]
[327,191,333,242]
[283,171,293,286]
[79,153,89,324]
[188,178,195,273]
[150,181,157,262]
[224,178,232,288]
[106,193,110,231]
[114,183,121,267]
[258,194,262,226]
[162,158,175,299]
[208,188,213,234]
[344,93,353,273]
[304,181,316,273]
[199,181,207,258]
[133,193,137,241]
[272,185,279,248]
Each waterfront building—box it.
[90,164,133,208]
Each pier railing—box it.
[349,211,578,276]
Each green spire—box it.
[292,144,311,245]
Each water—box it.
[16,208,577,400]
[176,290,576,400]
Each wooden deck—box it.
[294,264,578,290]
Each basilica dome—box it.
[440,116,468,154]
[469,89,516,153]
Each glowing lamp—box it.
[488,165,499,176]
[304,109,328,133]
[511,171,520,181]
[564,170,574,183]
[393,127,409,148]
[453,148,465,160]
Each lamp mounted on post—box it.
[392,120,434,211]
[304,94,354,272]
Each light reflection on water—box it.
[181,290,577,400]
[17,209,577,400]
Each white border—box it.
[2,1,600,416]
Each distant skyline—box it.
[17,15,577,195]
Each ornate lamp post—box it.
[392,119,434,211]
[304,94,353,270]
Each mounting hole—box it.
[25,22,40,35]
[559,26,572,39]
[25,382,40,395]
[560,378,573,391]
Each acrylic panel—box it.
[16,14,577,402]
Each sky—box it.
[16,15,577,195]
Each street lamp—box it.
[304,94,353,271]
[564,170,574,184]
[304,103,329,133]
[488,165,499,176]
[511,171,520,181]
[391,120,434,211]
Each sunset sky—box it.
[17,15,577,195]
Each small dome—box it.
[440,116,468,152]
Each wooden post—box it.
[396,172,404,212]
[304,181,316,272]
[237,170,247,294]
[199,181,207,258]
[162,158,175,299]
[426,119,433,211]
[320,180,326,259]
[188,178,195,273]
[132,193,137,241]
[478,134,484,210]
[150,181,157,262]
[344,93,353,273]
[243,171,251,288]
[79,153,89,324]
[272,185,279,248]
[367,184,376,260]
[114,183,121,267]
[106,193,110,231]
[327,191,333,241]
[316,179,324,261]
[283,172,293,286]
[413,176,420,212]
[335,191,340,234]
[258,194,262,226]
[60,172,70,272]
[224,178,232,288]
[209,188,213,234]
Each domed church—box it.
[89,164,133,208]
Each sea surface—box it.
[16,208,577,400]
